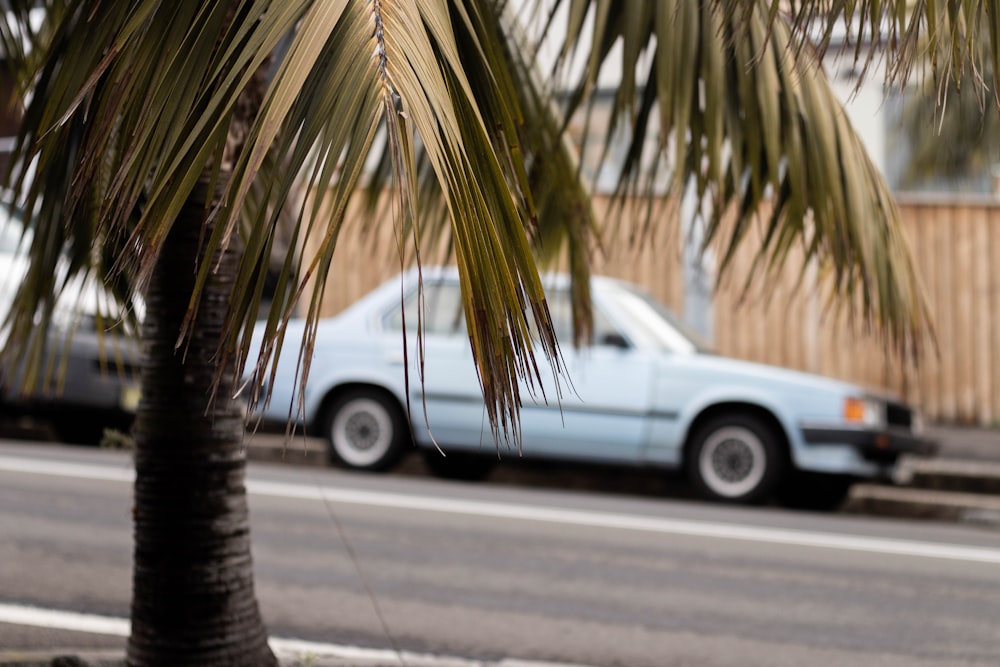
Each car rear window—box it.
[384,281,465,335]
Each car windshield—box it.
[607,282,713,354]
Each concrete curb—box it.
[0,650,123,667]
[0,646,564,666]
[895,457,1000,494]
[843,484,1000,525]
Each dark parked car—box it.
[0,199,140,443]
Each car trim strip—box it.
[413,391,679,421]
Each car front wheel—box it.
[686,414,784,504]
[324,390,406,471]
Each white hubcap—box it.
[331,398,393,468]
[698,426,767,498]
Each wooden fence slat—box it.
[973,210,993,425]
[915,206,941,418]
[992,213,1000,426]
[903,214,923,409]
[937,207,957,421]
[955,207,976,420]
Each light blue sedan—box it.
[249,267,935,507]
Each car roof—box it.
[395,265,624,292]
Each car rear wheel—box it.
[686,413,784,504]
[324,390,406,471]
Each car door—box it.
[517,289,657,464]
[381,279,488,450]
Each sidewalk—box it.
[925,423,1000,461]
[841,424,1000,523]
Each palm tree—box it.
[0,1,987,664]
[127,176,277,665]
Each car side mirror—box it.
[599,332,630,350]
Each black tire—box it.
[777,472,854,511]
[53,419,107,446]
[423,450,495,481]
[323,389,407,471]
[686,413,784,504]
[52,410,134,446]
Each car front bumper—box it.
[801,425,938,462]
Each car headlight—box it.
[843,396,885,428]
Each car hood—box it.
[675,352,867,396]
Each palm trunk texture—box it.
[126,177,277,666]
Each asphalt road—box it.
[3,440,1000,666]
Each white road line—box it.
[0,603,593,667]
[0,456,133,483]
[0,603,128,637]
[4,453,1000,564]
[249,479,1000,564]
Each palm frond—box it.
[363,0,599,344]
[543,0,935,356]
[4,0,580,449]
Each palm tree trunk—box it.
[126,176,277,667]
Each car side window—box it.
[537,289,625,348]
[385,281,625,347]
[0,202,27,255]
[384,281,465,335]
